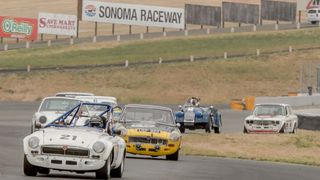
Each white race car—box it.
[55,92,95,97]
[243,103,298,134]
[24,102,126,179]
[32,96,118,133]
[31,97,81,133]
[307,8,320,24]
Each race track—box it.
[0,102,319,180]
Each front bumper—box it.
[308,17,320,22]
[245,125,280,133]
[126,142,180,156]
[26,154,105,171]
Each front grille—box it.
[51,160,62,164]
[42,146,89,157]
[129,136,168,145]
[184,111,195,122]
[253,120,274,126]
[66,160,77,165]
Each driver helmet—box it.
[88,115,104,128]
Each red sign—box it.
[0,16,38,41]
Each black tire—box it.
[205,119,212,133]
[31,124,33,134]
[24,155,37,176]
[31,121,36,133]
[243,126,248,134]
[96,158,111,179]
[179,125,185,133]
[38,168,50,175]
[166,150,179,161]
[110,152,125,178]
[311,21,317,25]
[213,127,220,134]
[291,123,297,134]
[279,124,285,133]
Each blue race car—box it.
[175,97,222,133]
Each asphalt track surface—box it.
[0,102,319,180]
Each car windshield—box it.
[40,99,80,112]
[122,107,174,125]
[87,102,115,112]
[253,105,285,116]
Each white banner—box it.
[38,12,77,36]
[82,0,185,29]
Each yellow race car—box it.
[120,104,182,160]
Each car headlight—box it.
[28,137,40,149]
[169,132,180,141]
[39,116,47,124]
[93,141,105,153]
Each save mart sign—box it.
[0,16,38,41]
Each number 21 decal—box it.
[60,134,77,140]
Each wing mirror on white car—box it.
[112,124,127,136]
[35,123,42,129]
[112,106,123,123]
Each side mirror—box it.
[35,122,42,129]
[112,124,127,136]
[112,106,123,122]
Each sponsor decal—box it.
[82,1,184,29]
[38,13,77,36]
[98,7,183,24]
[85,4,97,17]
[39,18,76,30]
[0,16,38,40]
[2,19,33,35]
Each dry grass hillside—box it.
[0,49,316,104]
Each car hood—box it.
[125,122,175,138]
[41,127,106,148]
[245,115,286,121]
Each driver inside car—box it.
[87,115,106,129]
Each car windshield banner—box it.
[82,0,185,29]
[38,12,78,36]
[0,16,38,40]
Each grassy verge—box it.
[0,49,308,103]
[1,29,320,69]
[181,130,320,166]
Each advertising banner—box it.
[82,0,185,29]
[38,12,78,36]
[0,16,38,40]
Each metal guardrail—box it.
[1,43,320,74]
[0,22,318,73]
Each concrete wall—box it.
[255,95,320,107]
[297,115,320,130]
[297,0,310,11]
